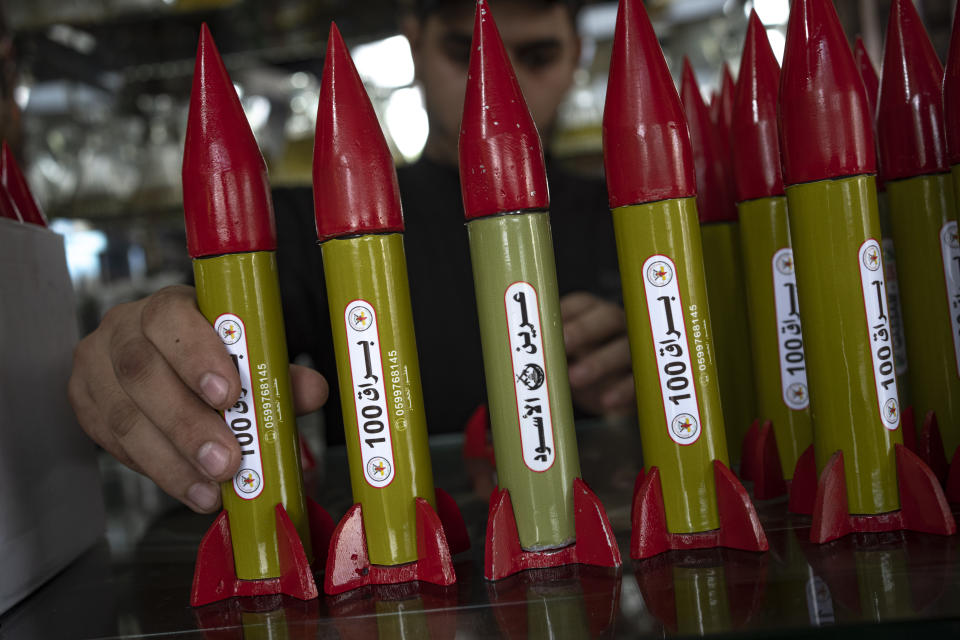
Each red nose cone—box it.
[719,63,736,135]
[779,0,876,185]
[602,0,695,208]
[0,183,21,222]
[854,38,880,118]
[459,1,549,220]
[877,0,947,181]
[732,11,784,201]
[1,143,46,226]
[182,24,276,259]
[313,23,404,241]
[944,6,960,165]
[681,59,736,222]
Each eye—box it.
[513,40,563,73]
[439,33,472,69]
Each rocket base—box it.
[739,420,788,500]
[462,403,496,465]
[918,410,950,484]
[323,488,469,595]
[630,462,768,560]
[808,446,956,544]
[738,419,761,482]
[788,445,817,515]
[484,478,622,581]
[634,548,768,633]
[190,499,335,606]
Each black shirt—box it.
[273,156,619,443]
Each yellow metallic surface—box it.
[613,197,727,534]
[701,221,757,466]
[321,233,436,566]
[738,196,814,479]
[886,173,960,456]
[785,176,901,515]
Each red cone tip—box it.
[681,59,737,222]
[732,10,784,201]
[182,24,276,259]
[944,6,960,165]
[719,63,736,134]
[709,90,720,123]
[313,23,404,241]
[854,38,880,118]
[0,182,21,222]
[877,0,947,181]
[854,37,886,192]
[1,143,46,226]
[602,0,695,208]
[779,0,876,185]
[459,0,549,220]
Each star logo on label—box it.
[367,456,392,482]
[235,468,261,494]
[347,304,374,332]
[776,252,795,275]
[216,319,242,345]
[647,261,673,287]
[671,413,698,440]
[883,398,899,424]
[786,382,808,406]
[863,246,881,271]
[945,226,960,249]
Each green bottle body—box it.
[737,196,814,479]
[193,251,311,580]
[784,176,902,515]
[321,233,436,566]
[467,212,580,550]
[612,197,728,534]
[886,173,960,456]
[700,221,757,465]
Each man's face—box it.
[405,2,580,164]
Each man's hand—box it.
[68,285,329,513]
[561,291,636,416]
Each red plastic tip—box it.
[719,62,736,134]
[681,59,736,222]
[313,23,404,242]
[779,0,876,185]
[602,0,695,208]
[854,38,879,119]
[877,0,948,181]
[732,11,784,201]
[182,24,276,259]
[944,6,960,165]
[1,143,46,226]
[459,0,549,220]
[0,183,21,222]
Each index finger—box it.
[140,285,242,411]
[560,291,597,321]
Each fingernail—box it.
[187,482,220,512]
[197,441,231,477]
[200,373,229,406]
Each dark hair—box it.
[403,0,582,20]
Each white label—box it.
[881,238,909,376]
[940,221,960,377]
[344,300,395,487]
[858,239,901,430]
[643,255,702,445]
[216,314,264,500]
[505,282,555,472]
[772,248,810,410]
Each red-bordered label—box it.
[215,313,265,500]
[940,221,960,377]
[772,248,810,410]
[642,255,702,445]
[858,239,900,431]
[504,282,555,472]
[344,300,396,488]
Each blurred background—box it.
[2,0,957,335]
